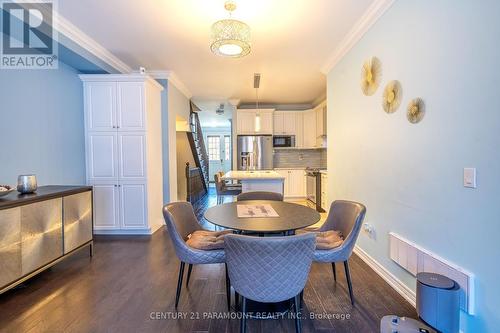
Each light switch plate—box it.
[463,168,476,188]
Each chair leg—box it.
[344,260,354,305]
[235,291,240,310]
[294,294,302,333]
[175,262,186,308]
[240,296,247,333]
[331,262,337,282]
[225,264,231,311]
[186,264,193,287]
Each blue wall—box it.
[327,1,500,332]
[0,61,86,185]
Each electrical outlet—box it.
[363,223,375,238]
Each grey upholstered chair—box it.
[236,191,284,202]
[215,172,241,204]
[225,233,316,333]
[313,200,366,305]
[163,202,230,309]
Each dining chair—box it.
[313,200,366,305]
[163,202,231,310]
[215,172,242,204]
[236,191,284,202]
[225,233,316,333]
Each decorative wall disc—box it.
[361,56,382,96]
[407,98,425,123]
[382,80,402,113]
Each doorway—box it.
[204,129,232,182]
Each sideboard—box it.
[0,186,93,294]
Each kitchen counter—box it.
[222,171,284,195]
[222,170,285,180]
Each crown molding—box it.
[320,0,396,74]
[54,12,132,74]
[146,70,192,99]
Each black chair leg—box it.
[225,264,231,311]
[344,260,354,305]
[240,296,247,333]
[175,262,185,308]
[299,290,304,310]
[294,294,302,333]
[186,264,193,287]
[331,262,337,282]
[235,291,240,310]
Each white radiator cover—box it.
[389,232,475,315]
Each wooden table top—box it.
[204,200,320,233]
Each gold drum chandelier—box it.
[211,1,251,58]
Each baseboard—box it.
[94,228,153,235]
[353,245,416,307]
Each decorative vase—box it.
[17,174,37,194]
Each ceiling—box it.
[58,0,374,104]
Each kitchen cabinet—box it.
[237,109,274,135]
[273,111,297,135]
[321,173,328,211]
[275,169,306,198]
[81,74,164,235]
[303,109,317,148]
[315,102,327,148]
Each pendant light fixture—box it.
[254,73,261,132]
[211,1,251,58]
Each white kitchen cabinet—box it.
[118,133,146,180]
[92,184,120,229]
[273,111,297,135]
[315,102,327,148]
[237,111,256,134]
[273,112,284,134]
[275,169,306,198]
[295,112,304,148]
[119,183,147,229]
[321,173,328,211]
[117,81,145,131]
[303,109,317,148]
[81,74,164,235]
[85,82,116,131]
[87,132,118,181]
[237,109,274,135]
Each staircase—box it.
[186,104,210,192]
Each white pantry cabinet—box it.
[81,74,164,235]
[236,109,274,135]
[275,169,306,198]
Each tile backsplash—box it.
[273,148,327,169]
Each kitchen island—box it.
[221,170,285,195]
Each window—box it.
[224,136,231,161]
[207,136,220,161]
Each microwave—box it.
[273,135,295,148]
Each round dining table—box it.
[204,199,321,317]
[204,200,321,234]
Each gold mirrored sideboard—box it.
[0,186,93,294]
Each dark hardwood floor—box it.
[0,189,416,333]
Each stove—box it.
[305,167,325,212]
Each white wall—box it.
[327,1,500,332]
[166,81,191,202]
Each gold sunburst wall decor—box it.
[382,80,402,113]
[361,56,382,96]
[407,98,425,124]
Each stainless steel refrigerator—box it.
[237,135,273,170]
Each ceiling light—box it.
[211,1,251,58]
